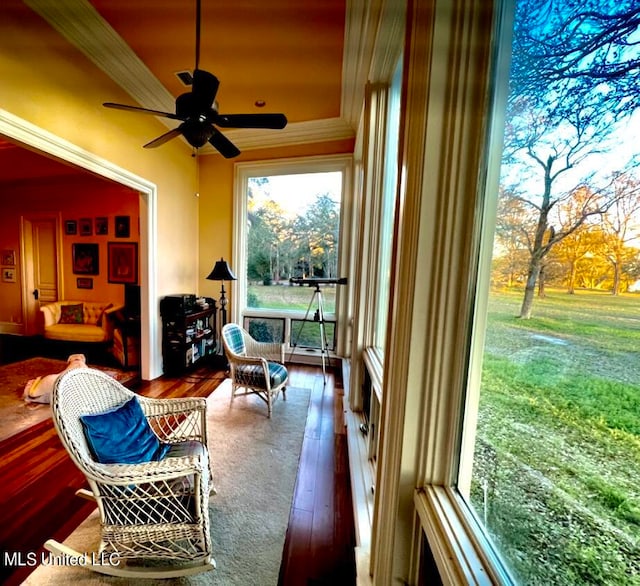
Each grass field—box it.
[472,289,640,585]
[247,282,337,313]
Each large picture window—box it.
[459,1,640,582]
[233,156,351,354]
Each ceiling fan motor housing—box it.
[175,92,214,121]
[180,119,214,148]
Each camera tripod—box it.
[289,282,332,384]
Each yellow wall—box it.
[0,0,199,303]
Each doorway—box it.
[0,109,160,380]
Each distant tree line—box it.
[247,179,340,284]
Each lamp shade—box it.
[206,258,237,281]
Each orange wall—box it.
[0,175,139,323]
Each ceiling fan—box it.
[103,0,287,158]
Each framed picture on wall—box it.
[1,250,15,266]
[65,220,77,235]
[95,217,108,235]
[2,268,16,283]
[108,242,137,284]
[79,218,93,236]
[115,216,130,238]
[72,243,99,275]
[77,277,93,289]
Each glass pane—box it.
[246,172,342,311]
[290,319,335,351]
[374,58,402,351]
[464,1,640,583]
[243,317,285,343]
[247,281,336,313]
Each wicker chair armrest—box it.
[138,396,207,415]
[90,455,206,485]
[243,338,285,363]
[231,355,269,369]
[138,396,208,443]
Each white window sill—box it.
[415,486,510,585]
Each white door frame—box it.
[0,108,161,380]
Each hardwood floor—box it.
[0,362,356,585]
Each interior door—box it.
[22,215,60,335]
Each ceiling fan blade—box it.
[143,128,183,149]
[214,113,288,129]
[192,69,219,110]
[208,128,241,159]
[104,102,180,120]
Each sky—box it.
[249,171,342,218]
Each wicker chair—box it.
[221,323,288,418]
[44,367,215,578]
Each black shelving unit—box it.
[161,303,217,375]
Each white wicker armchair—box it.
[44,367,215,578]
[221,323,288,418]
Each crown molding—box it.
[26,0,357,154]
[216,117,354,152]
[24,0,176,114]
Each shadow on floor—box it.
[0,334,125,370]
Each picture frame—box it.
[108,241,138,284]
[95,217,108,236]
[1,249,15,266]
[76,277,93,289]
[65,220,77,235]
[115,215,130,238]
[72,243,99,275]
[2,267,16,283]
[79,218,93,236]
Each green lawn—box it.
[247,282,337,313]
[473,289,640,585]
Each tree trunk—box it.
[567,261,576,294]
[612,261,621,295]
[537,265,546,298]
[519,259,542,319]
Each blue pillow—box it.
[80,396,170,464]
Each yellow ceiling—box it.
[89,0,346,123]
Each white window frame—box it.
[369,0,517,584]
[232,155,353,358]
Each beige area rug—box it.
[24,379,311,586]
[0,357,137,443]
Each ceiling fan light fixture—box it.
[182,120,214,148]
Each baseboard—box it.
[0,322,24,335]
